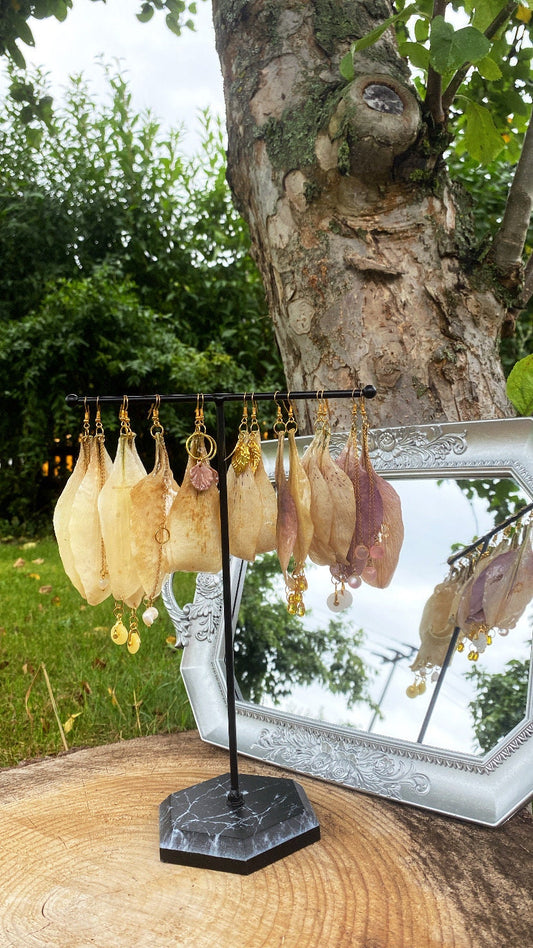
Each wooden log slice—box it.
[0,732,531,947]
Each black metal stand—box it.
[67,386,375,873]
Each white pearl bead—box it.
[142,606,159,627]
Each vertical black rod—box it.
[368,656,401,733]
[214,396,244,806]
[418,533,493,745]
[416,626,461,744]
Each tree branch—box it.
[490,116,533,284]
[442,2,518,112]
[424,0,448,124]
[520,250,533,308]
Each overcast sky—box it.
[0,0,224,152]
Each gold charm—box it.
[110,619,128,645]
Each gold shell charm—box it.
[190,462,219,491]
[127,631,141,654]
[110,620,128,645]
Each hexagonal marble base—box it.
[159,772,320,874]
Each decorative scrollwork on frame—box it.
[326,426,467,468]
[161,572,223,646]
[255,725,430,800]
[368,426,468,468]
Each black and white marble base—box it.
[159,773,320,874]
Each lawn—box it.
[0,534,197,768]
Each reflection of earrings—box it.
[187,394,218,491]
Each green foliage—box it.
[136,0,203,37]
[0,0,203,69]
[0,535,196,766]
[467,655,530,752]
[344,1,533,170]
[0,66,283,528]
[429,16,490,74]
[455,477,528,523]
[506,352,533,414]
[234,553,376,711]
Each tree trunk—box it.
[1,733,531,947]
[212,0,512,428]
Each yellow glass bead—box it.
[456,642,465,652]
[287,602,297,615]
[110,620,128,645]
[472,651,479,661]
[296,602,306,617]
[468,649,476,661]
[417,681,427,695]
[486,635,492,645]
[406,684,417,698]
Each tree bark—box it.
[212,0,512,428]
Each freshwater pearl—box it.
[142,605,159,627]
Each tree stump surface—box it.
[0,731,531,948]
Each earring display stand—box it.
[66,386,376,874]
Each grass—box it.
[0,535,197,768]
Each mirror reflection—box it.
[234,476,533,757]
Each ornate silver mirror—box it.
[163,418,533,826]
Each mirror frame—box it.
[162,418,533,827]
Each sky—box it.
[0,0,224,152]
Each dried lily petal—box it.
[227,437,264,561]
[275,431,298,578]
[361,474,404,589]
[483,528,533,632]
[130,431,179,601]
[69,435,113,605]
[166,453,222,573]
[287,427,313,570]
[251,429,277,555]
[411,570,466,673]
[302,431,336,566]
[98,432,147,603]
[53,435,92,598]
[318,435,355,565]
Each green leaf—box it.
[14,16,35,47]
[398,41,430,71]
[473,0,512,32]
[52,1,70,23]
[463,100,505,163]
[165,12,182,35]
[339,51,355,81]
[414,17,429,43]
[136,3,154,23]
[476,56,503,80]
[430,16,490,74]
[352,3,417,53]
[25,126,43,150]
[506,354,533,416]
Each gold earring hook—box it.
[273,391,286,435]
[149,394,164,437]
